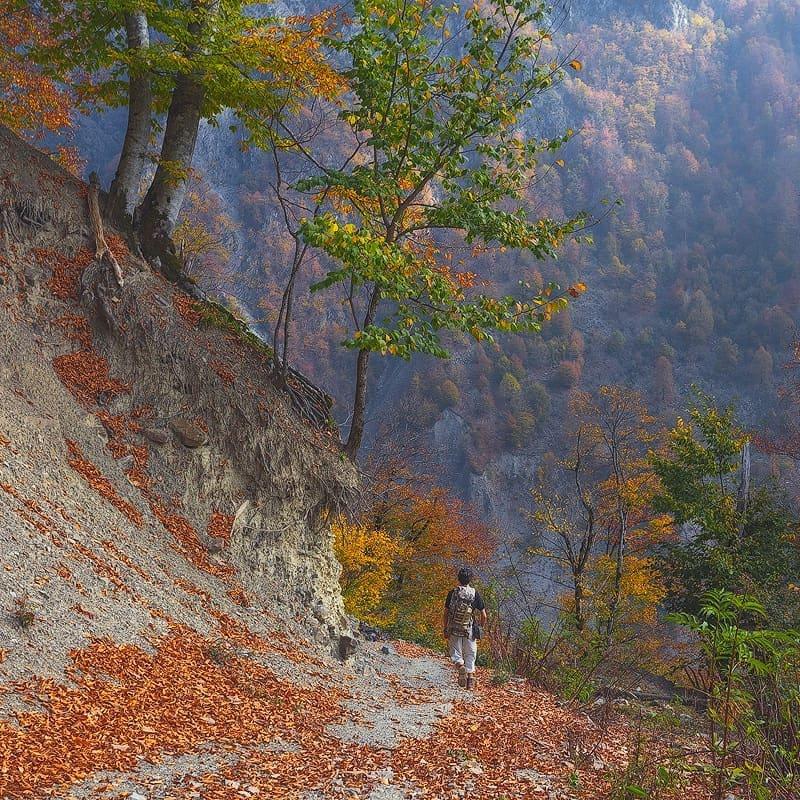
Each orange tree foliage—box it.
[0,1,72,137]
[332,518,406,626]
[356,481,496,644]
[333,439,495,644]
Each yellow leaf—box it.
[569,59,583,71]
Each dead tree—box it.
[82,173,124,329]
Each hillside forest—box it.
[1,0,799,797]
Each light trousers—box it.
[448,634,478,673]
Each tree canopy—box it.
[279,0,591,456]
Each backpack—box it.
[447,585,475,637]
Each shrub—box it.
[499,372,522,400]
[524,380,550,421]
[670,590,800,800]
[491,669,511,686]
[436,378,461,409]
[552,360,581,389]
[505,410,536,449]
[607,329,626,352]
[11,595,35,630]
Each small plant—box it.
[670,590,800,800]
[491,669,511,686]
[11,595,36,630]
[475,651,491,668]
[205,639,233,666]
[195,299,273,359]
[556,663,598,705]
[608,709,684,800]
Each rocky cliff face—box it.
[565,0,691,29]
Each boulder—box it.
[142,427,170,445]
[116,454,135,471]
[202,535,225,554]
[169,418,207,448]
[338,633,358,661]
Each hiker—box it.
[443,567,486,690]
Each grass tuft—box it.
[195,299,273,359]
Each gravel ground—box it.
[328,644,459,750]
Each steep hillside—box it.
[0,129,719,800]
[0,122,358,638]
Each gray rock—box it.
[169,418,207,448]
[368,787,405,800]
[203,535,225,554]
[128,793,147,800]
[23,264,38,285]
[117,454,135,471]
[142,427,170,445]
[338,633,358,660]
[516,768,552,787]
[381,644,393,655]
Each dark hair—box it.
[457,567,474,585]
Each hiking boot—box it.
[466,674,475,690]
[457,665,467,687]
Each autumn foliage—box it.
[333,519,405,624]
[0,1,72,137]
[335,475,495,642]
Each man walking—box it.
[443,567,487,690]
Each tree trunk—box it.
[136,1,216,273]
[344,346,371,460]
[344,288,381,460]
[88,173,124,288]
[606,519,625,645]
[736,440,751,516]
[136,71,204,271]
[106,11,152,229]
[574,577,585,631]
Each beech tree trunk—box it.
[136,71,204,268]
[136,1,215,270]
[106,12,152,228]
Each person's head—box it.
[457,567,474,586]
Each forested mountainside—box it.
[65,0,800,549]
[381,0,800,476]
[2,1,799,798]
